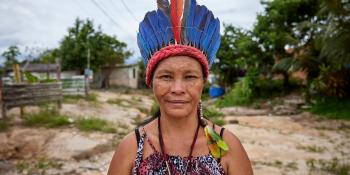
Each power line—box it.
[90,0,122,28]
[119,0,139,23]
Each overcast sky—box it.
[0,0,264,65]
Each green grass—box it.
[306,158,350,175]
[76,117,116,133]
[63,92,98,103]
[0,120,9,132]
[23,110,71,128]
[309,97,350,120]
[107,98,128,107]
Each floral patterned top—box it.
[132,128,225,175]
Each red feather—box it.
[170,0,183,43]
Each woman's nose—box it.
[170,79,185,94]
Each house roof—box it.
[21,63,60,72]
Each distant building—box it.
[95,64,139,89]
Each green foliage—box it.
[203,107,225,126]
[309,97,350,120]
[214,25,271,86]
[216,76,254,107]
[150,101,159,117]
[76,117,116,133]
[24,72,40,83]
[311,65,350,98]
[1,45,20,67]
[59,18,131,72]
[23,108,71,128]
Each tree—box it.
[214,24,271,88]
[2,45,20,67]
[31,49,60,64]
[254,0,321,90]
[59,18,131,72]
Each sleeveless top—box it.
[131,127,225,175]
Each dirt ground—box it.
[1,90,349,175]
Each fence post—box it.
[0,77,6,119]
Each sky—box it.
[0,0,265,65]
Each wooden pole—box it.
[13,64,24,116]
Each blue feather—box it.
[203,18,219,54]
[193,5,208,47]
[145,11,163,49]
[157,9,173,45]
[186,0,196,45]
[137,33,149,65]
[139,21,157,54]
[207,20,221,65]
[199,12,213,50]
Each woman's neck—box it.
[159,109,199,138]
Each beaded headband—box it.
[137,0,221,87]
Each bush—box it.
[309,96,350,120]
[216,76,253,107]
[76,117,116,133]
[203,107,225,126]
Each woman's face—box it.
[152,56,205,119]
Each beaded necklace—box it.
[157,115,200,175]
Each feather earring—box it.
[201,100,229,159]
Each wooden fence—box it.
[1,83,62,118]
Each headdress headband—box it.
[137,0,221,86]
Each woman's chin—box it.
[163,108,192,118]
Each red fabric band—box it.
[145,45,209,87]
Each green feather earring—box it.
[199,101,229,159]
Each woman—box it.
[108,0,253,174]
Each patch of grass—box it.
[297,145,327,153]
[306,158,350,175]
[286,161,298,171]
[0,120,9,132]
[107,98,129,107]
[16,158,63,174]
[76,117,116,133]
[23,109,70,128]
[63,92,98,103]
[309,97,350,120]
[85,92,98,102]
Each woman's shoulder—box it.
[107,131,138,174]
[211,123,253,175]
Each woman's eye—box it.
[160,75,172,80]
[185,75,197,80]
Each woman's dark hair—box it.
[136,108,160,128]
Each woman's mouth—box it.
[165,100,189,107]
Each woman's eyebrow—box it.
[155,69,173,74]
[184,70,201,74]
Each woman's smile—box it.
[165,99,190,108]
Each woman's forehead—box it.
[155,56,202,73]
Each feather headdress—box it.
[138,0,221,86]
